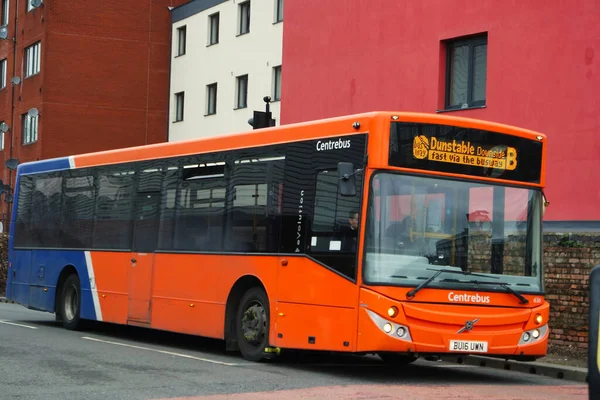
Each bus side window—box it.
[92,170,135,250]
[61,175,95,249]
[29,176,62,248]
[174,180,226,252]
[165,162,227,252]
[14,176,35,247]
[224,155,285,253]
[309,169,362,280]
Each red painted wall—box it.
[281,0,600,223]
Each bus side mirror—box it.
[337,162,356,196]
[542,192,549,217]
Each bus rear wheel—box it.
[235,287,270,362]
[58,274,83,330]
[378,352,418,365]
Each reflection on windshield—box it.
[363,173,543,292]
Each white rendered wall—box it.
[169,0,283,142]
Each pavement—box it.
[437,354,588,383]
[150,385,587,400]
[0,295,13,303]
[0,295,588,383]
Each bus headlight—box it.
[383,323,393,333]
[519,325,547,345]
[365,309,412,342]
[396,327,407,338]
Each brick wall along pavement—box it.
[543,233,600,349]
[465,231,600,350]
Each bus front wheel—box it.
[58,274,82,330]
[235,287,270,362]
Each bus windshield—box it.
[363,172,543,293]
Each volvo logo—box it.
[457,318,479,334]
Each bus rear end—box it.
[355,115,548,363]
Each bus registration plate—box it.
[449,340,488,353]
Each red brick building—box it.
[0,0,186,228]
[280,0,599,230]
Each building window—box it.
[1,0,9,26]
[238,1,250,35]
[275,0,283,23]
[24,41,41,78]
[22,113,38,144]
[272,66,281,101]
[206,83,217,115]
[174,92,184,122]
[236,75,248,109]
[208,13,219,45]
[0,123,4,150]
[0,58,6,90]
[26,0,34,12]
[445,34,487,110]
[176,26,186,56]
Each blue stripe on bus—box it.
[17,157,72,175]
[8,249,98,321]
[7,157,73,300]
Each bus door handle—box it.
[131,258,137,264]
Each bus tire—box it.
[235,287,270,362]
[58,274,83,331]
[378,352,417,365]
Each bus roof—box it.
[17,111,546,174]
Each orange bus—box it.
[5,112,549,363]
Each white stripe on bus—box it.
[84,251,103,322]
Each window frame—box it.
[238,1,250,36]
[208,12,219,45]
[24,41,41,78]
[274,0,283,23]
[22,113,38,145]
[1,0,9,26]
[272,65,281,101]
[176,25,186,56]
[0,121,4,150]
[444,34,487,111]
[206,83,218,116]
[0,58,6,90]
[235,74,248,109]
[174,91,184,122]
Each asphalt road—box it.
[0,302,588,400]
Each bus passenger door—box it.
[128,191,161,324]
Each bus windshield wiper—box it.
[405,268,497,300]
[468,280,529,304]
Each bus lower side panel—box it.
[8,249,99,320]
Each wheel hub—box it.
[241,302,266,346]
[64,284,78,321]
